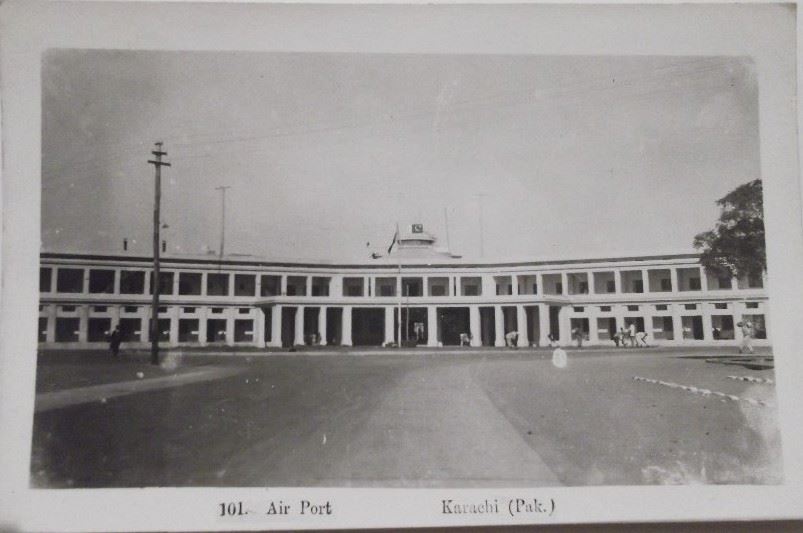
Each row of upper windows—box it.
[38,266,764,297]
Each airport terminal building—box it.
[37,225,770,349]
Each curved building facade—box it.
[37,226,770,349]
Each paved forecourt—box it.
[30,346,780,488]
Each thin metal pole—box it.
[215,186,231,260]
[148,142,170,366]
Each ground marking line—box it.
[35,366,243,412]
[632,376,770,407]
[726,375,774,384]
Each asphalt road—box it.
[30,348,781,488]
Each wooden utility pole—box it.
[148,142,170,366]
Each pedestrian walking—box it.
[505,330,519,348]
[109,325,122,358]
[628,322,637,347]
[738,321,754,354]
[636,331,649,347]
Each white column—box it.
[516,304,528,347]
[536,273,543,297]
[294,306,305,346]
[670,268,679,293]
[45,305,56,343]
[198,307,208,346]
[642,304,653,343]
[318,306,327,345]
[700,267,709,292]
[702,303,713,342]
[560,272,568,295]
[77,305,88,343]
[169,307,179,347]
[587,306,599,345]
[280,275,288,296]
[642,269,651,293]
[558,306,571,345]
[384,306,395,345]
[341,306,353,346]
[614,304,625,340]
[671,305,684,344]
[512,275,520,296]
[538,304,550,346]
[494,305,505,347]
[587,271,595,294]
[254,307,266,347]
[427,306,439,346]
[225,312,234,347]
[306,276,312,297]
[269,305,282,347]
[469,305,481,347]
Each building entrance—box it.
[438,307,470,346]
[479,307,495,346]
[352,308,385,346]
[281,307,296,347]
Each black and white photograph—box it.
[2,1,803,530]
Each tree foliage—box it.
[693,179,766,279]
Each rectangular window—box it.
[88,318,112,342]
[211,307,224,314]
[430,285,445,296]
[57,268,84,293]
[627,305,639,311]
[234,274,256,296]
[600,306,611,312]
[55,317,81,342]
[178,318,199,343]
[748,274,764,288]
[689,277,702,290]
[746,302,759,309]
[149,271,174,295]
[158,306,168,314]
[238,307,250,314]
[40,267,52,292]
[660,278,672,291]
[655,304,668,311]
[717,277,733,289]
[606,280,616,293]
[684,303,697,310]
[714,302,729,310]
[120,270,145,294]
[234,319,254,342]
[555,282,563,294]
[260,275,281,296]
[179,272,202,295]
[380,285,394,297]
[119,318,142,342]
[123,306,138,314]
[463,285,479,296]
[573,306,585,313]
[633,280,644,293]
[89,269,115,294]
[182,307,196,313]
[60,305,76,313]
[207,273,230,296]
[92,306,108,313]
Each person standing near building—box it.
[572,326,583,348]
[109,325,122,358]
[738,320,754,354]
[628,322,637,347]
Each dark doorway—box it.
[304,307,319,345]
[399,307,428,345]
[439,307,470,346]
[549,306,561,341]
[598,317,617,342]
[624,316,645,332]
[206,318,227,343]
[326,307,342,345]
[281,307,296,347]
[352,308,384,346]
[480,307,495,346]
[502,306,517,334]
[262,307,272,346]
[526,306,539,345]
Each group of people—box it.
[611,323,649,348]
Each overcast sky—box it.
[41,50,760,262]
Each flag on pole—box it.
[387,223,399,254]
